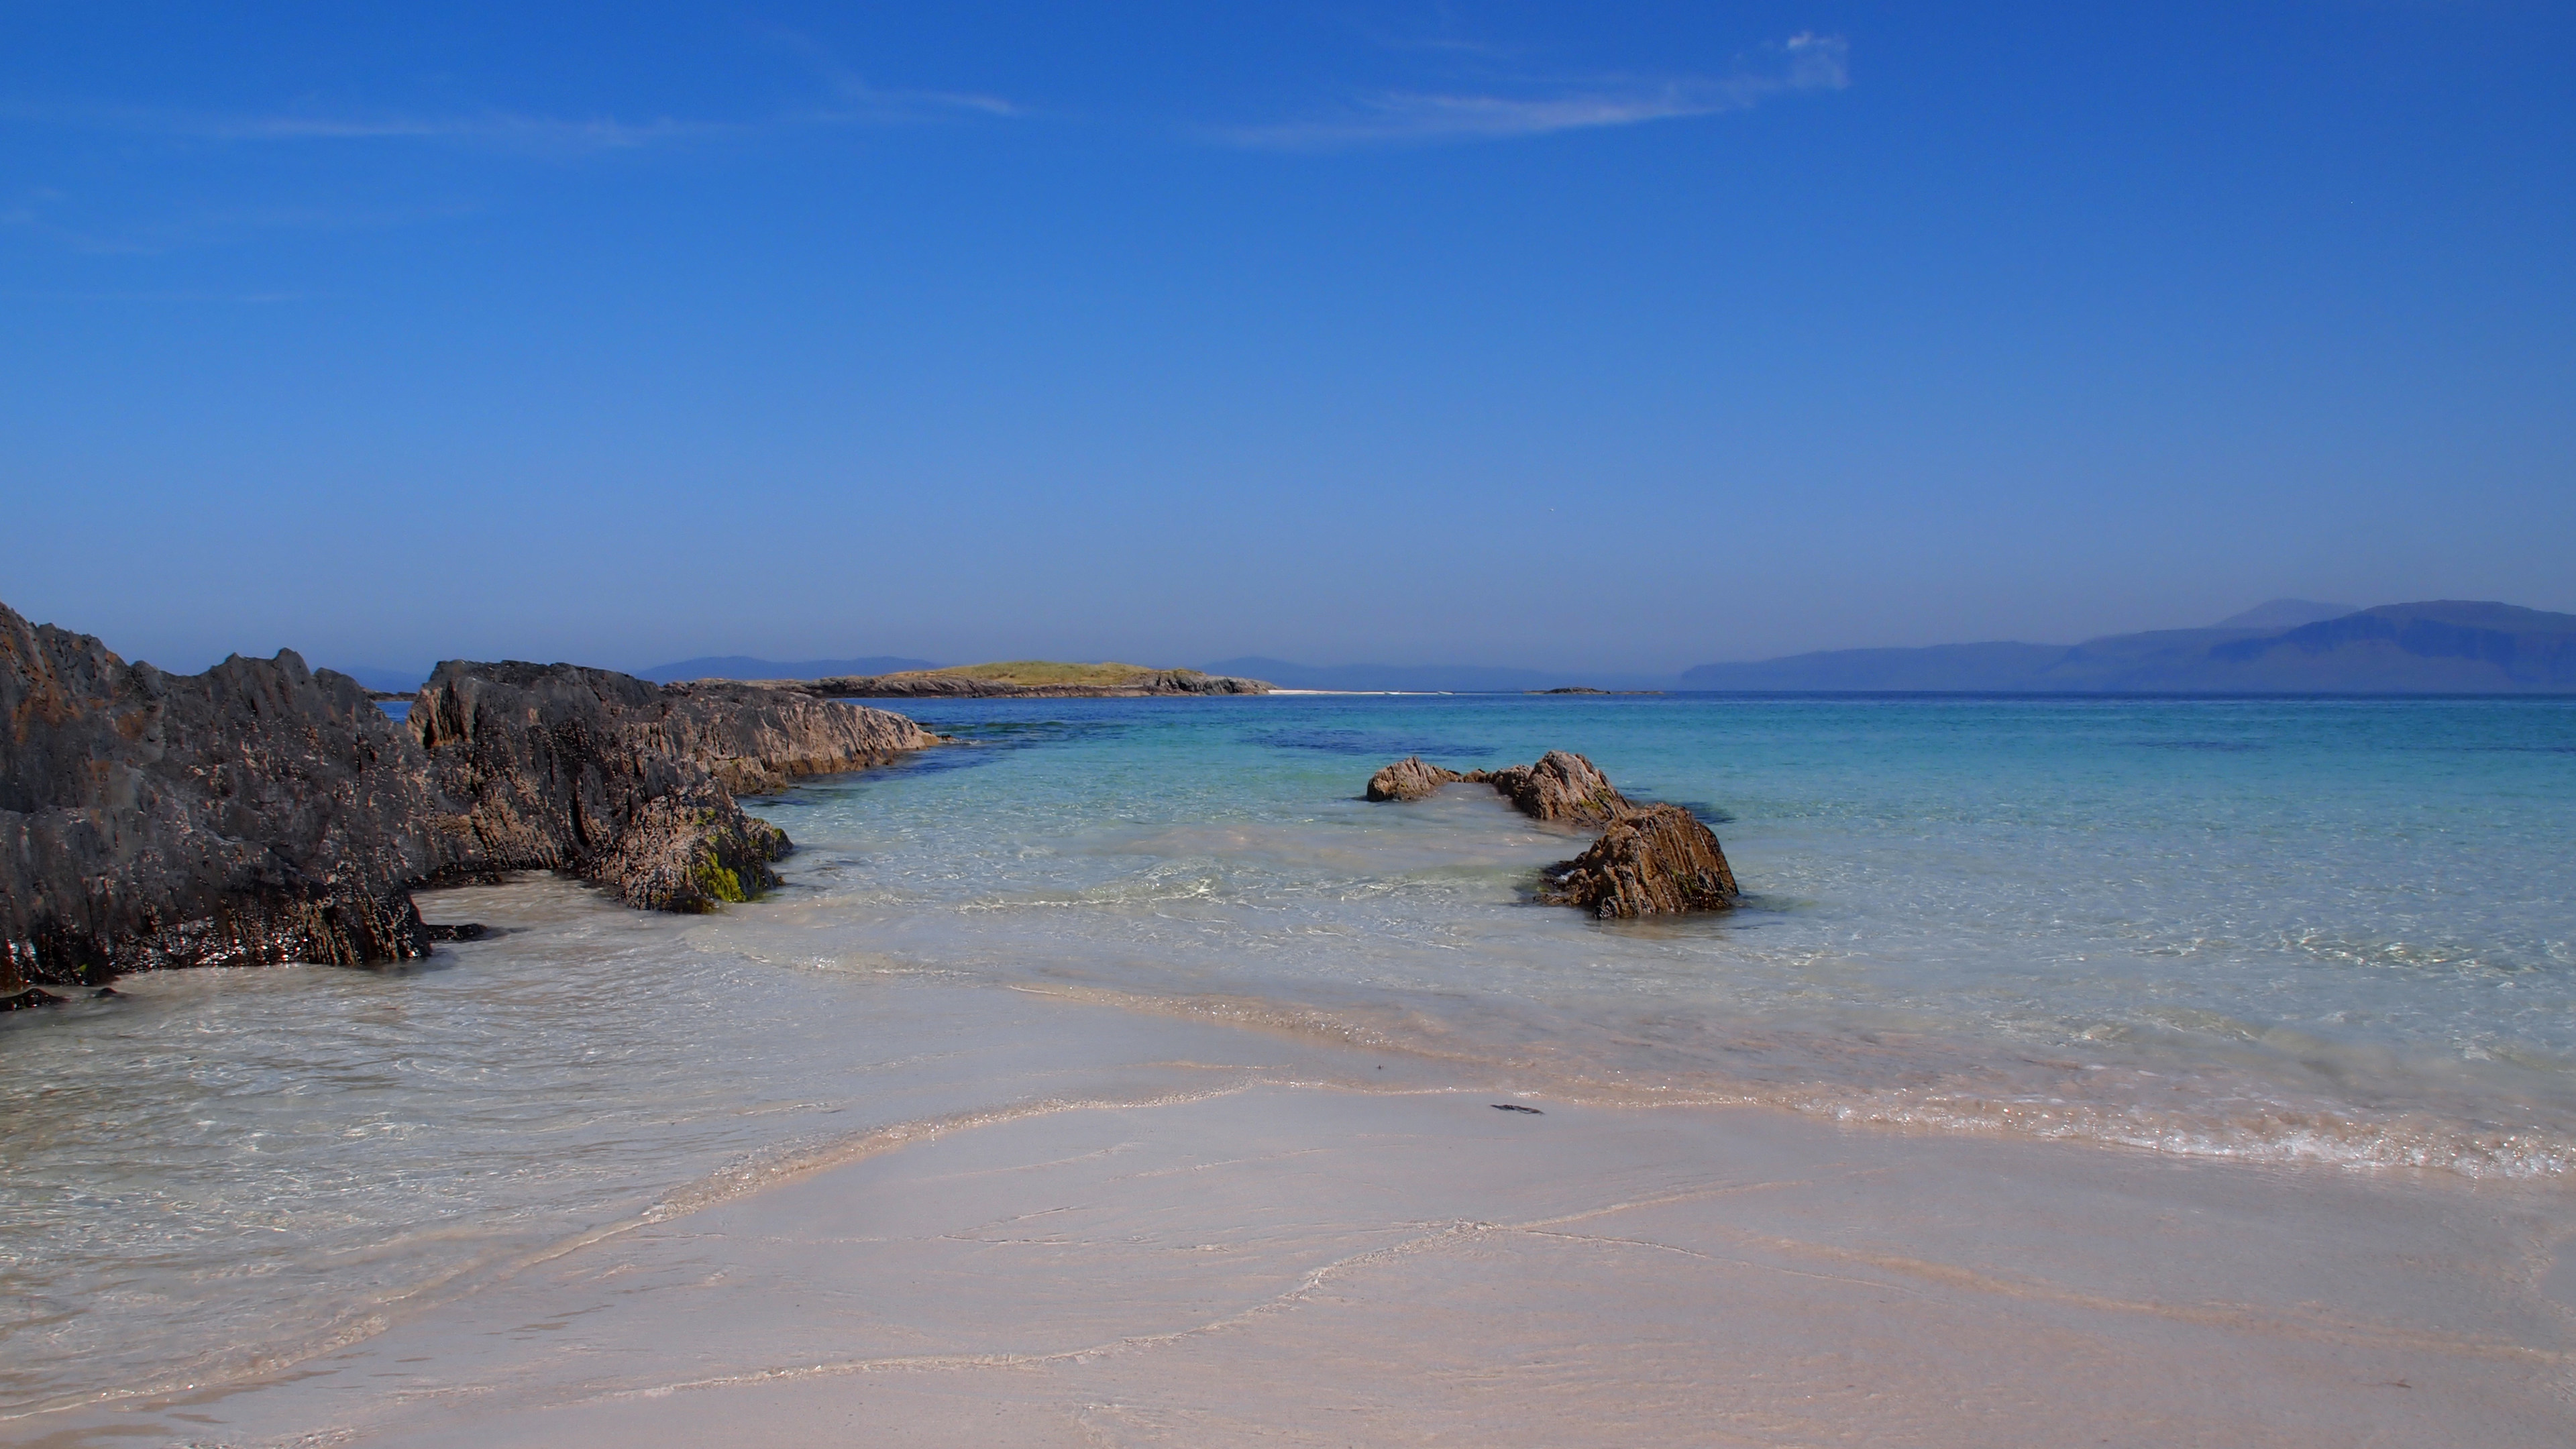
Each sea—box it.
[3,692,2572,1421]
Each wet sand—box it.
[33,1084,2573,1448]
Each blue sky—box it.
[5,2,2571,676]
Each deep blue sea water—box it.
[3,692,2571,1415]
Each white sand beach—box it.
[34,1073,2571,1448]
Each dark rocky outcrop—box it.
[1360,749,1737,919]
[3,606,453,988]
[1,600,943,990]
[1364,756,1462,802]
[407,663,936,912]
[1538,804,1739,918]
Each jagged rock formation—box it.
[1364,756,1462,802]
[408,663,936,911]
[1364,750,1633,827]
[574,678,934,796]
[1,600,942,991]
[3,605,452,989]
[1478,751,1633,827]
[1538,804,1739,918]
[1360,749,1737,919]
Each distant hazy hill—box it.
[1682,601,2576,694]
[2212,598,2359,630]
[640,655,938,683]
[1202,657,1676,693]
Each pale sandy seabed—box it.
[19,1005,2573,1444]
[14,690,2576,1448]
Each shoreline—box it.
[11,692,2575,1443]
[33,1072,2573,1448]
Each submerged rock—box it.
[0,598,943,988]
[1538,804,1740,918]
[1364,756,1462,802]
[1361,748,1737,918]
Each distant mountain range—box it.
[1680,600,2576,694]
[2208,598,2359,630]
[360,599,2576,698]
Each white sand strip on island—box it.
[42,1085,2573,1448]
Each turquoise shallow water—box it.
[2,692,2571,1416]
[772,693,2576,1166]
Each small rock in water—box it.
[1540,804,1740,918]
[422,922,488,942]
[1491,1103,1544,1115]
[1364,755,1462,802]
[1479,751,1631,826]
[1365,749,1739,917]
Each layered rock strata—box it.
[1364,756,1460,802]
[1,600,941,989]
[1365,750,1633,826]
[1360,749,1738,919]
[1537,804,1740,916]
[1479,751,1634,827]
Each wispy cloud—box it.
[191,111,720,150]
[761,28,1022,123]
[5,41,1020,160]
[5,288,321,304]
[0,186,482,256]
[1222,32,1847,150]
[2,99,737,158]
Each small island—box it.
[1527,686,1666,695]
[753,661,1272,699]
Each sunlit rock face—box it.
[1361,749,1737,918]
[1364,755,1461,802]
[1538,804,1740,918]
